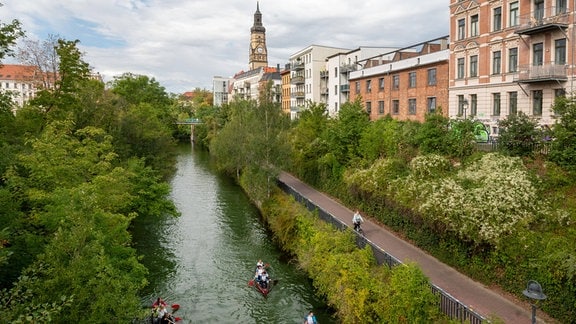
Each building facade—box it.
[212,76,232,106]
[349,37,450,122]
[449,0,575,137]
[325,47,401,117]
[280,64,292,114]
[288,45,350,119]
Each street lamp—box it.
[523,280,547,324]
[462,99,469,119]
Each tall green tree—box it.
[325,98,370,167]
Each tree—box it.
[549,96,576,170]
[16,34,60,90]
[497,112,541,157]
[109,72,173,109]
[0,14,24,63]
[415,110,454,156]
[325,98,370,166]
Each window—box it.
[493,93,501,116]
[366,80,372,92]
[458,95,465,116]
[392,100,399,114]
[470,15,479,37]
[408,99,416,115]
[427,68,437,85]
[408,72,416,88]
[533,43,543,66]
[509,92,518,115]
[509,2,519,26]
[458,19,466,40]
[492,51,501,74]
[557,0,567,14]
[508,48,518,72]
[493,7,502,31]
[392,75,399,89]
[334,85,338,95]
[334,67,337,78]
[555,88,566,98]
[355,81,360,94]
[427,97,436,113]
[534,0,544,22]
[457,58,465,79]
[555,38,566,65]
[378,101,384,114]
[470,55,478,77]
[533,90,543,115]
[470,94,477,116]
[366,101,372,114]
[378,77,384,90]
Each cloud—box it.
[0,0,448,93]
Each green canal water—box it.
[132,144,335,323]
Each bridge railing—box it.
[277,179,487,324]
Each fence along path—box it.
[278,171,548,324]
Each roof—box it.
[0,64,38,81]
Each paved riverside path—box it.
[279,172,550,324]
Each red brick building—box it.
[449,0,575,136]
[349,36,450,122]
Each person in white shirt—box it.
[352,210,364,232]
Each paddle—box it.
[248,279,254,286]
[171,303,180,312]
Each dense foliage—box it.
[284,102,576,322]
[0,29,181,321]
[262,192,445,323]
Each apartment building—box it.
[349,37,450,122]
[449,0,575,136]
[230,66,281,103]
[212,76,232,106]
[325,47,401,117]
[280,65,291,114]
[288,45,350,119]
[0,64,39,109]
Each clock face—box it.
[257,47,263,53]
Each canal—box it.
[133,144,334,323]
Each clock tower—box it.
[249,2,268,70]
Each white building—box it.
[212,76,232,106]
[288,45,350,119]
[0,65,38,110]
[325,47,401,116]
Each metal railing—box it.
[515,63,567,82]
[277,179,487,323]
[516,6,571,32]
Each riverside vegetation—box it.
[2,19,575,322]
[199,91,576,322]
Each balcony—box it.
[515,7,570,35]
[340,64,357,74]
[514,63,567,83]
[291,61,304,71]
[320,87,329,95]
[291,91,305,98]
[340,84,350,93]
[320,70,329,78]
[291,75,304,85]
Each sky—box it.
[0,0,449,94]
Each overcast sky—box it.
[1,0,449,94]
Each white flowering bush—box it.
[343,158,406,194]
[409,154,452,179]
[414,153,544,246]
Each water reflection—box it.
[133,144,335,323]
